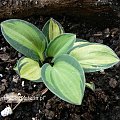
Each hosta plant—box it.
[1,18,119,105]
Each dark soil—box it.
[0,14,120,120]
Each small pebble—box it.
[45,109,55,119]
[0,47,6,52]
[100,69,104,73]
[39,109,41,113]
[104,28,110,38]
[12,75,19,83]
[18,53,22,58]
[0,84,6,94]
[2,1,7,6]
[32,118,36,120]
[100,70,105,74]
[0,53,9,61]
[17,93,21,96]
[1,79,7,83]
[109,78,118,88]
[111,28,119,37]
[35,1,38,4]
[1,106,13,117]
[22,81,25,87]
[0,74,3,78]
[1,79,7,88]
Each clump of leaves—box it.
[1,18,119,105]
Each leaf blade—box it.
[42,18,64,41]
[46,33,76,58]
[41,54,85,105]
[1,19,47,61]
[15,57,42,82]
[70,43,120,72]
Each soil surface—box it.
[0,14,120,120]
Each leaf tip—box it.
[74,98,83,105]
[114,56,120,64]
[50,17,54,21]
